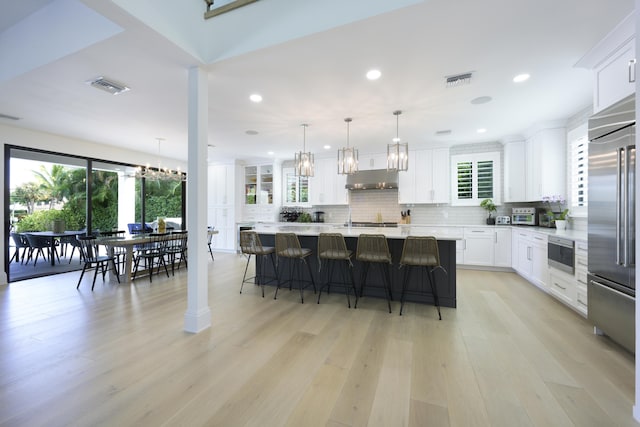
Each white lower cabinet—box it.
[548,268,576,307]
[513,229,548,291]
[460,227,511,267]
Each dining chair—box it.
[9,233,30,264]
[207,227,215,261]
[132,233,170,282]
[76,235,120,290]
[98,230,126,274]
[24,234,57,267]
[162,231,188,275]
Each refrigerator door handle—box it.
[625,145,635,267]
[616,147,623,265]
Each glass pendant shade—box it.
[338,117,358,175]
[295,124,314,177]
[387,110,409,171]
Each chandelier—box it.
[295,124,314,177]
[135,138,186,182]
[387,110,409,171]
[337,117,358,175]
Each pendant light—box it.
[295,123,314,177]
[337,117,359,175]
[387,110,409,171]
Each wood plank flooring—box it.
[0,252,637,426]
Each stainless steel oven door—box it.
[548,236,574,274]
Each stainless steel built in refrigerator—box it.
[587,93,635,354]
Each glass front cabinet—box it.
[244,164,274,205]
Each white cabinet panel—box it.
[359,153,387,170]
[594,38,636,113]
[310,157,348,206]
[493,228,512,268]
[503,140,526,202]
[513,230,548,290]
[398,148,450,204]
[463,228,493,266]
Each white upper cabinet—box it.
[399,148,449,204]
[310,157,348,205]
[503,140,526,202]
[503,126,566,202]
[576,12,635,113]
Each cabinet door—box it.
[431,148,450,203]
[594,38,636,113]
[530,234,549,289]
[503,141,526,202]
[463,228,493,266]
[398,153,416,204]
[414,150,433,203]
[493,228,512,267]
[516,234,532,276]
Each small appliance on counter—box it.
[495,215,511,225]
[511,207,538,226]
[312,211,325,223]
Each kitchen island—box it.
[252,223,459,308]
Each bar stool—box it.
[274,232,316,303]
[355,234,393,313]
[239,231,278,297]
[398,236,445,319]
[316,233,357,308]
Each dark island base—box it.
[255,234,457,309]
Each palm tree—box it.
[32,164,70,209]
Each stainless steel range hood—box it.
[345,169,398,190]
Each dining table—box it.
[99,229,218,283]
[24,230,84,266]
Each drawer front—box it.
[548,272,575,306]
[575,255,588,272]
[575,240,588,255]
[464,228,493,237]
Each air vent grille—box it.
[87,76,130,95]
[435,129,452,136]
[446,72,472,87]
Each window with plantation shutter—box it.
[451,152,501,206]
[283,167,309,205]
[568,123,588,216]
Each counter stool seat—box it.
[355,234,393,313]
[240,231,278,297]
[317,233,357,308]
[399,236,445,319]
[275,232,316,303]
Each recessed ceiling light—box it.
[513,73,530,83]
[267,151,274,155]
[245,130,259,135]
[471,96,492,105]
[324,145,331,150]
[477,128,487,134]
[249,93,262,103]
[366,69,381,80]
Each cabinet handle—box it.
[534,236,544,241]
[495,231,498,244]
[629,59,636,83]
[527,246,532,261]
[577,260,588,267]
[553,281,566,291]
[577,298,587,307]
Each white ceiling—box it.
[0,0,635,165]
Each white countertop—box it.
[253,222,588,242]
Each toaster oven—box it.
[512,207,538,226]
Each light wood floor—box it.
[0,252,637,427]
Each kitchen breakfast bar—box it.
[252,224,459,309]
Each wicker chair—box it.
[355,234,393,313]
[239,231,278,297]
[398,236,445,319]
[316,233,357,308]
[274,232,316,303]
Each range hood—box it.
[345,169,398,190]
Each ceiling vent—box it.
[86,76,130,95]
[435,129,452,136]
[445,72,472,87]
[0,113,20,121]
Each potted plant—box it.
[480,198,497,225]
[542,195,569,230]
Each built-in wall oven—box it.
[548,236,575,274]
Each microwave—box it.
[512,207,538,226]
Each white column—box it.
[184,66,211,333]
[117,172,136,232]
